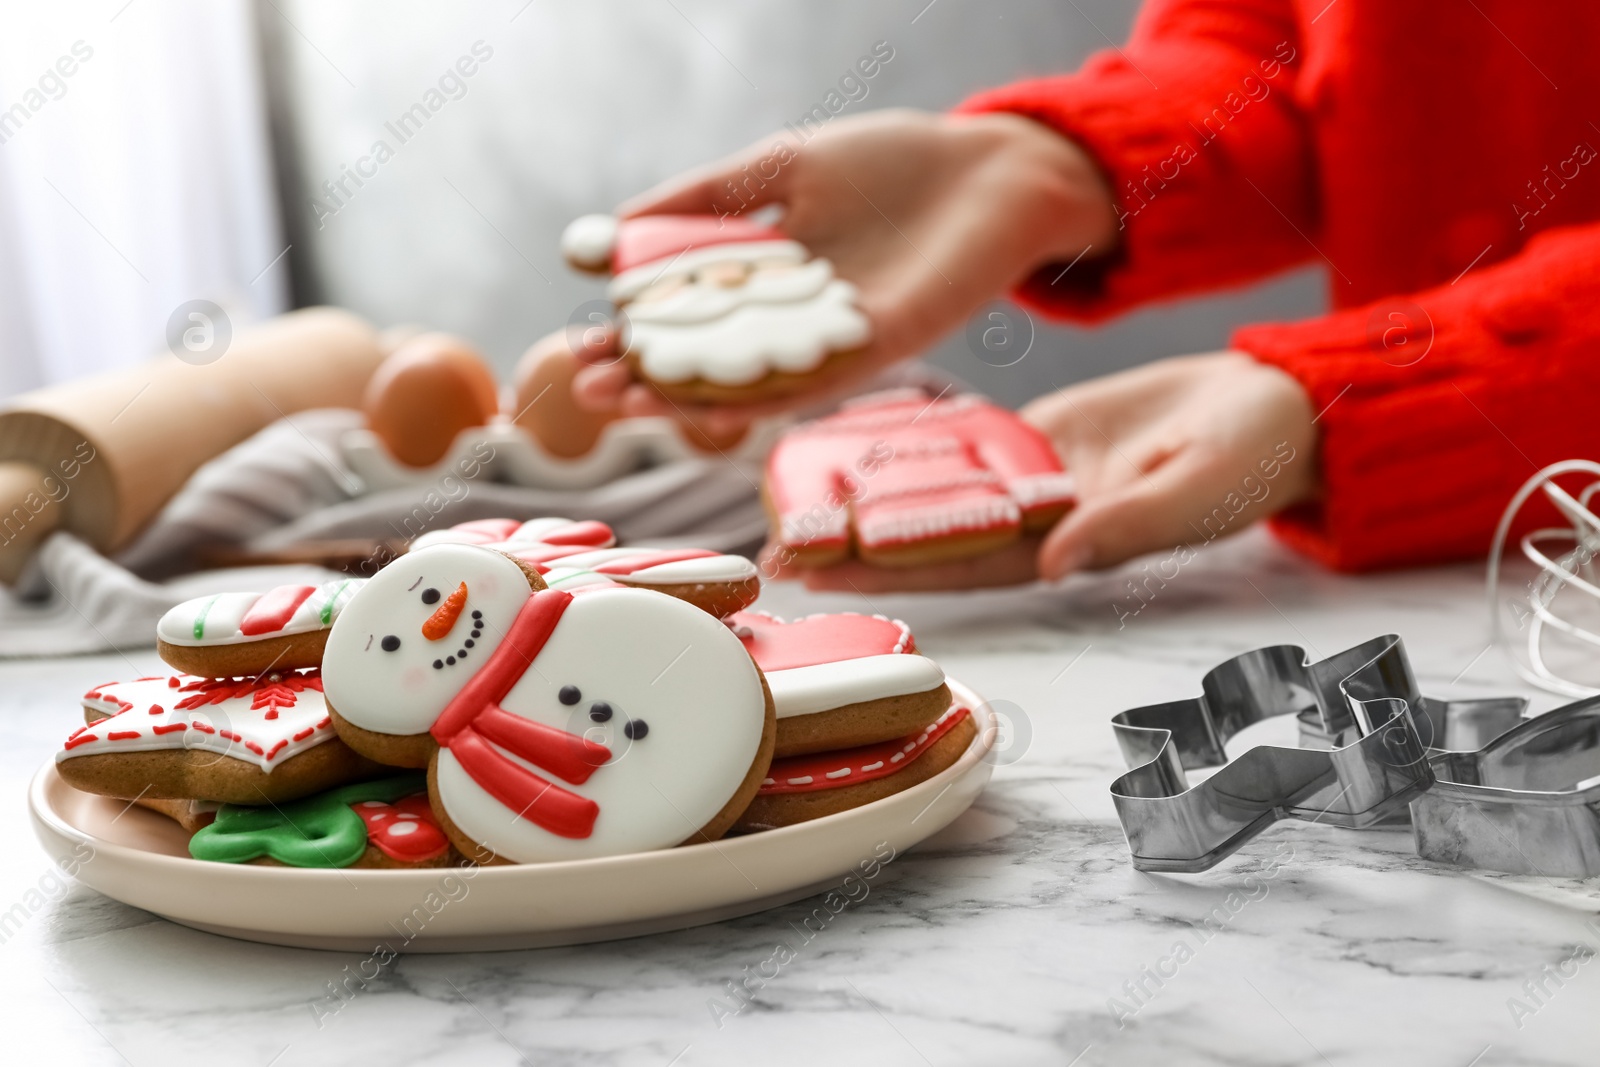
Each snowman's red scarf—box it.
[429,589,610,839]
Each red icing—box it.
[429,589,601,838]
[590,549,718,576]
[767,393,1074,553]
[292,727,314,741]
[174,669,321,712]
[533,519,614,547]
[611,215,785,275]
[167,676,181,688]
[107,731,140,741]
[729,611,913,672]
[245,741,264,755]
[64,733,98,750]
[148,704,164,715]
[451,518,524,543]
[354,794,449,863]
[239,585,316,636]
[265,740,288,760]
[190,722,216,734]
[758,706,971,795]
[152,723,188,735]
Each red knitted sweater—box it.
[958,0,1600,570]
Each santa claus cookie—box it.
[729,611,951,758]
[411,516,760,618]
[189,774,454,869]
[766,389,1076,569]
[156,579,365,677]
[735,705,976,832]
[58,669,381,805]
[321,543,776,865]
[560,214,871,405]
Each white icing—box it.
[625,257,834,326]
[322,545,537,737]
[534,547,758,584]
[1006,471,1077,509]
[766,654,945,719]
[853,497,1022,548]
[157,581,364,647]
[540,567,622,591]
[507,518,613,547]
[411,518,615,553]
[427,586,766,862]
[561,213,619,269]
[607,240,806,303]
[61,673,334,772]
[626,277,870,386]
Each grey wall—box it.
[265,0,1324,407]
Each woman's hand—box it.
[769,352,1320,592]
[573,108,1118,438]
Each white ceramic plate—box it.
[29,682,994,952]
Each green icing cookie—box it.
[189,774,428,869]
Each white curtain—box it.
[0,0,286,398]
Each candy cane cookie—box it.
[728,610,952,758]
[189,774,454,869]
[412,516,760,618]
[59,669,383,805]
[735,705,976,831]
[156,579,365,678]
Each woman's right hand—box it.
[573,108,1120,437]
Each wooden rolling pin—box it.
[0,307,386,582]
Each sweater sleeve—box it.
[1233,224,1600,570]
[954,0,1314,320]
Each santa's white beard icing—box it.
[322,544,769,863]
[623,258,870,387]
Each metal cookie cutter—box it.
[1109,636,1525,873]
[1412,694,1600,877]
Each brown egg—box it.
[364,333,500,467]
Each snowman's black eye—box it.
[380,635,400,652]
[624,720,648,740]
[421,588,441,605]
[559,685,581,705]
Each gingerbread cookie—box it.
[412,516,760,618]
[729,611,951,758]
[560,213,871,405]
[59,669,382,805]
[189,774,454,869]
[735,705,976,832]
[765,389,1075,569]
[156,579,365,677]
[321,543,776,864]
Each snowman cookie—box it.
[411,516,760,618]
[189,774,454,869]
[157,579,365,678]
[766,389,1075,569]
[736,705,976,832]
[560,213,871,405]
[321,543,776,865]
[58,669,382,804]
[729,611,951,758]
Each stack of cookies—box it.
[54,517,973,869]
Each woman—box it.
[552,0,1600,590]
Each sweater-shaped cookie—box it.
[560,214,871,405]
[411,516,760,617]
[157,579,364,677]
[766,389,1076,568]
[321,543,775,864]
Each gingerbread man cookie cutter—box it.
[1108,636,1528,873]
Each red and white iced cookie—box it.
[729,610,951,758]
[58,669,380,804]
[765,389,1075,569]
[156,579,365,678]
[560,214,871,405]
[321,543,776,865]
[735,705,977,831]
[412,516,760,618]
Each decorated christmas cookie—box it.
[729,611,951,758]
[321,543,776,864]
[189,774,453,869]
[735,705,976,832]
[157,579,365,678]
[559,213,871,405]
[411,516,760,618]
[58,669,381,804]
[765,389,1075,569]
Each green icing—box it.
[192,594,220,640]
[318,580,352,626]
[189,773,427,868]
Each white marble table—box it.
[1,527,1594,1066]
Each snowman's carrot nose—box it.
[422,583,468,640]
